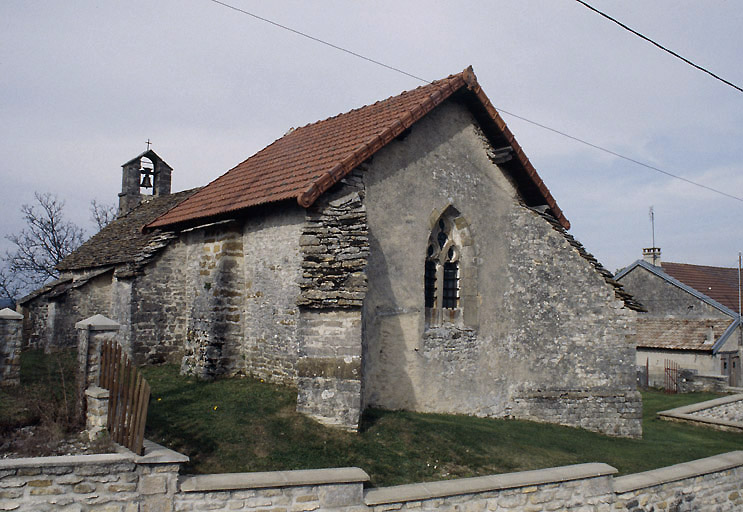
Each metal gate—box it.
[664,359,679,394]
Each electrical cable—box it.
[574,0,743,94]
[205,0,743,203]
[207,0,431,84]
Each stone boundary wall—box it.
[176,467,368,511]
[0,440,187,512]
[614,451,743,511]
[2,448,743,511]
[658,393,743,432]
[364,463,617,511]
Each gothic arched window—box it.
[425,210,471,326]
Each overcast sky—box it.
[2,1,742,274]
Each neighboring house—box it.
[616,249,742,388]
[19,67,644,437]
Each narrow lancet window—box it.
[425,210,463,324]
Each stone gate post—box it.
[75,314,120,424]
[0,307,23,387]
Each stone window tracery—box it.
[425,208,475,327]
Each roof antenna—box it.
[738,252,742,347]
[642,206,661,266]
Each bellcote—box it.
[118,149,172,217]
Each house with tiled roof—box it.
[616,249,742,388]
[21,67,644,437]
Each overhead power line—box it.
[207,0,431,84]
[206,0,743,203]
[574,0,743,95]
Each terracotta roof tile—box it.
[147,66,568,231]
[636,317,733,351]
[661,262,742,314]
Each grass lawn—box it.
[142,364,743,487]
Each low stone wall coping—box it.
[364,463,617,505]
[0,308,23,320]
[179,467,369,492]
[137,439,190,464]
[614,450,743,494]
[75,313,120,331]
[659,393,743,416]
[85,385,110,399]
[0,439,187,469]
[658,393,743,431]
[0,451,132,469]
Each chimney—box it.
[642,247,661,266]
[118,150,172,217]
[705,325,715,344]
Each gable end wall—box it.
[361,98,641,437]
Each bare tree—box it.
[90,199,118,231]
[0,265,23,305]
[4,192,85,296]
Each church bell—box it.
[140,173,153,188]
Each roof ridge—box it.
[146,66,568,231]
[664,261,738,271]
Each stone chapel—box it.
[19,67,644,437]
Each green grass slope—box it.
[143,365,743,487]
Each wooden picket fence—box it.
[99,339,150,455]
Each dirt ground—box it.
[0,424,116,459]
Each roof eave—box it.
[712,318,741,355]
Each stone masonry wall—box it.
[240,206,305,385]
[130,237,191,366]
[614,452,743,511]
[181,223,245,379]
[51,273,114,349]
[20,271,115,351]
[296,172,368,430]
[2,449,743,511]
[298,169,368,309]
[503,208,642,438]
[296,309,363,430]
[361,98,641,438]
[0,441,185,512]
[20,297,47,349]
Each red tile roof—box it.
[636,317,732,351]
[662,262,742,314]
[147,66,568,230]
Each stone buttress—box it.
[296,170,368,430]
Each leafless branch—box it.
[4,192,85,296]
[90,199,118,231]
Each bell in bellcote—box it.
[140,173,153,188]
